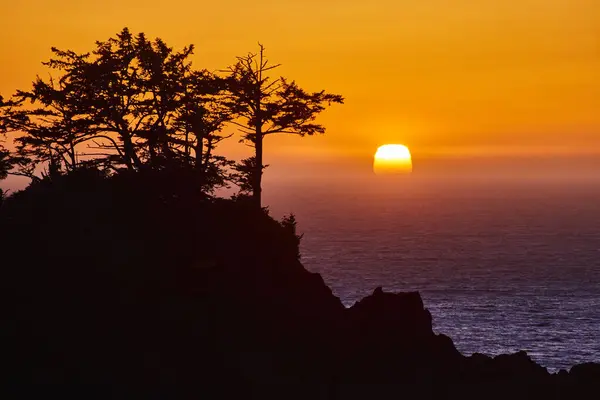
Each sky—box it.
[1,0,600,185]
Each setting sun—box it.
[373,144,413,175]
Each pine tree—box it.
[227,45,343,207]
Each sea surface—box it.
[265,177,600,371]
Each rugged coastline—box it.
[2,170,599,397]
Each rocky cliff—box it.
[1,170,598,398]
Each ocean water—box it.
[265,177,600,371]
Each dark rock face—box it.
[1,171,599,397]
[570,363,600,382]
[347,287,433,338]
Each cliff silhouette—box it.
[1,168,599,398]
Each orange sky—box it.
[1,0,600,181]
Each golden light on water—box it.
[373,144,413,175]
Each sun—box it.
[373,144,413,174]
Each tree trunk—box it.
[122,136,134,170]
[184,130,190,161]
[253,132,263,209]
[148,137,157,167]
[69,142,76,171]
[122,132,142,171]
[194,136,206,190]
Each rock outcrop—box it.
[1,170,598,397]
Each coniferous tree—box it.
[0,95,29,180]
[11,28,235,191]
[77,29,162,170]
[226,45,343,207]
[6,32,344,198]
[133,33,193,168]
[13,74,94,175]
[9,30,145,175]
[0,95,9,180]
[173,70,236,191]
[231,157,266,198]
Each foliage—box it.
[232,156,267,195]
[0,95,28,180]
[280,213,303,260]
[0,149,12,181]
[9,29,236,191]
[226,44,344,207]
[1,30,344,199]
[1,95,11,180]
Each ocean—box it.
[265,176,600,371]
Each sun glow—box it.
[373,144,413,175]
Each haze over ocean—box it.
[266,176,600,371]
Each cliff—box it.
[1,169,598,397]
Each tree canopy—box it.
[226,44,344,206]
[1,29,343,202]
[0,95,28,181]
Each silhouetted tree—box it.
[232,157,267,196]
[0,150,9,181]
[0,95,30,180]
[0,95,9,180]
[72,28,167,170]
[173,70,236,191]
[226,45,343,207]
[133,33,193,168]
[280,213,303,260]
[13,73,94,176]
[82,28,234,178]
[11,28,235,191]
[5,33,344,196]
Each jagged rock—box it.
[347,286,433,339]
[2,170,599,395]
[490,351,549,380]
[570,362,600,383]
